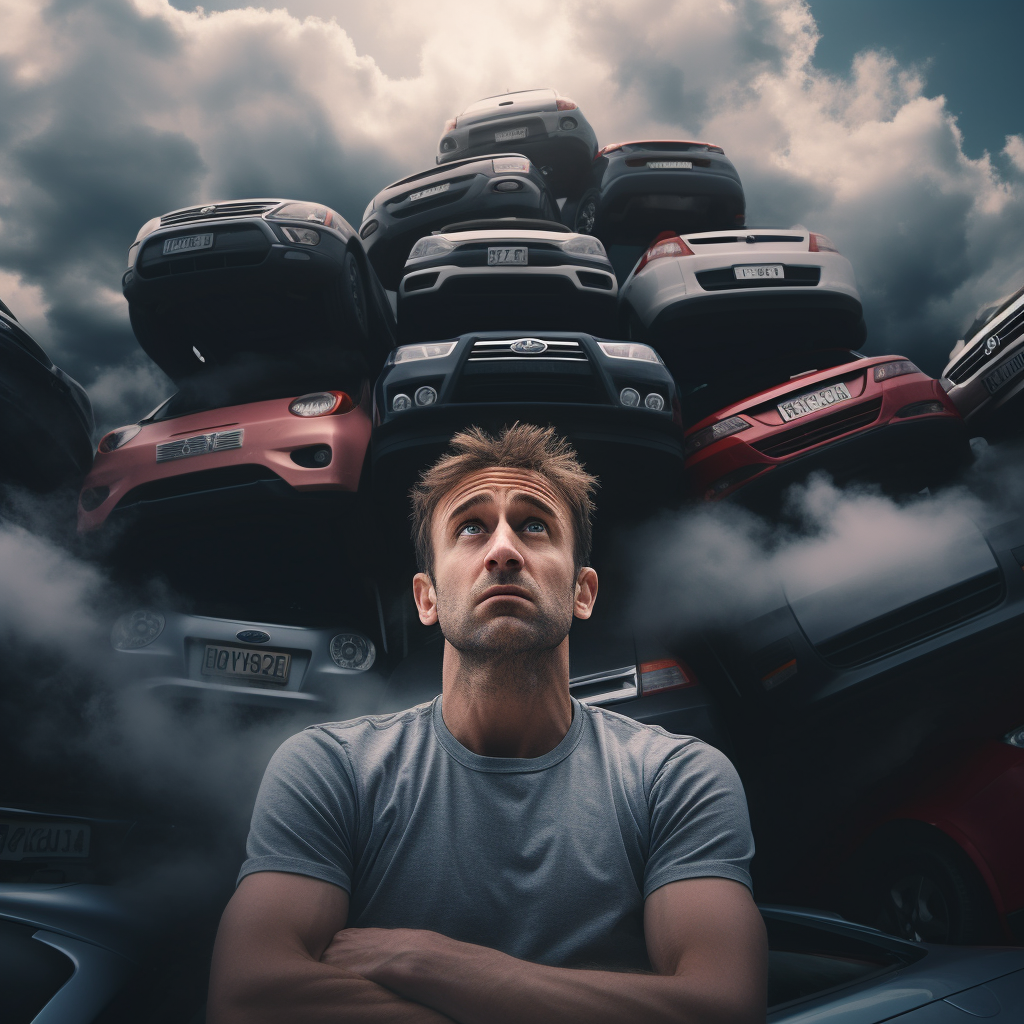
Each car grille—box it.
[115,465,280,510]
[156,429,244,463]
[466,338,589,362]
[752,397,882,458]
[160,202,279,227]
[695,266,821,290]
[947,304,1024,385]
[468,117,547,150]
[815,569,1005,668]
[569,665,638,705]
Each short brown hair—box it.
[410,423,598,577]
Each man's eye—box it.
[459,523,484,536]
[523,521,546,533]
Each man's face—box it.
[412,467,598,660]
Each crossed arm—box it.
[207,871,767,1024]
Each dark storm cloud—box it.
[0,0,1021,423]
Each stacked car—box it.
[6,87,1024,1017]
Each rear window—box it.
[146,352,365,423]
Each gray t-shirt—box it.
[239,696,753,970]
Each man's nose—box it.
[484,520,523,572]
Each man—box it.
[208,423,767,1024]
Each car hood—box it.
[782,518,998,646]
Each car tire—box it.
[331,249,372,356]
[852,830,1001,945]
[562,189,601,235]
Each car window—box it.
[146,352,366,423]
[764,915,922,1011]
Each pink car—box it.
[79,372,371,533]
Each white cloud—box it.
[0,0,1021,419]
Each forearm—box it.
[207,956,453,1024]
[376,938,758,1024]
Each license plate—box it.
[647,160,692,169]
[495,126,528,142]
[409,182,450,203]
[984,350,1024,394]
[163,233,214,256]
[202,644,291,684]
[735,264,783,280]
[778,381,853,422]
[487,246,528,266]
[0,820,91,860]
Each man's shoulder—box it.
[273,700,437,772]
[579,703,737,790]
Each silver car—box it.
[942,280,1024,440]
[436,89,599,200]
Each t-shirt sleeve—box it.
[237,727,358,892]
[643,740,754,898]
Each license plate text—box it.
[495,127,528,142]
[203,644,291,683]
[163,233,214,256]
[735,264,784,280]
[409,182,451,203]
[778,381,853,422]
[487,246,528,266]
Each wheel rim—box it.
[884,871,952,942]
[577,200,596,234]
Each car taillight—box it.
[809,232,840,253]
[640,659,697,695]
[443,118,457,133]
[98,424,142,453]
[555,98,578,111]
[873,359,919,382]
[597,142,625,157]
[288,391,354,417]
[635,232,695,274]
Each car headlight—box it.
[280,226,320,246]
[684,416,751,458]
[98,424,142,453]
[493,157,530,173]
[873,359,919,382]
[330,633,376,671]
[390,341,458,364]
[1004,724,1024,748]
[288,391,354,417]
[267,202,335,226]
[134,216,161,243]
[407,236,457,261]
[562,236,608,258]
[361,198,375,222]
[111,609,165,650]
[598,342,661,363]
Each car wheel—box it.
[856,832,1000,944]
[331,249,371,354]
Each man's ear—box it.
[572,566,598,620]
[412,572,439,626]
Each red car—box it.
[839,725,1024,945]
[79,366,371,533]
[682,354,971,507]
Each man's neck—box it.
[439,639,574,759]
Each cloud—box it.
[0,0,1021,424]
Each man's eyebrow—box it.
[508,492,559,520]
[446,492,492,522]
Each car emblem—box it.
[509,338,548,355]
[200,206,215,214]
[985,335,1000,355]
[236,629,270,644]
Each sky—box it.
[0,0,1022,434]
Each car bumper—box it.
[78,406,371,532]
[689,397,969,508]
[397,266,619,342]
[945,341,1024,438]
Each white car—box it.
[435,89,599,200]
[618,228,865,380]
[396,219,618,342]
[942,280,1024,440]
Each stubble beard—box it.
[435,570,575,688]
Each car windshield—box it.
[146,351,366,423]
[964,281,1024,340]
